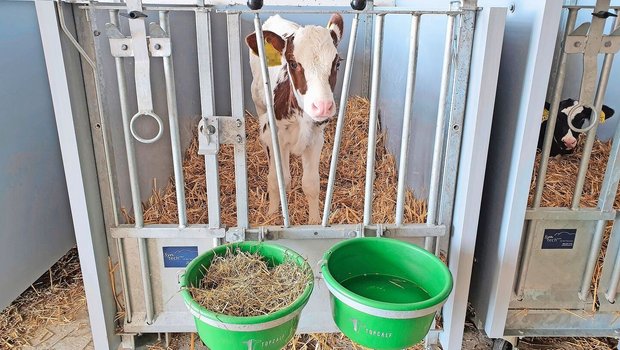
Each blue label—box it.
[541,229,576,249]
[162,246,198,268]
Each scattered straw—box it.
[139,96,427,227]
[0,247,86,349]
[188,248,311,317]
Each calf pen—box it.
[471,0,620,348]
[35,0,504,349]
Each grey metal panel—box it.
[504,309,620,337]
[0,1,75,310]
[469,0,564,338]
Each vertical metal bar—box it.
[322,13,360,227]
[395,14,421,227]
[578,13,619,300]
[108,9,133,324]
[361,2,374,97]
[195,9,221,233]
[363,14,385,226]
[109,7,154,324]
[532,8,578,207]
[425,12,456,251]
[253,14,290,227]
[159,11,187,228]
[227,13,249,229]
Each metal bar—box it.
[253,14,290,227]
[322,13,360,227]
[578,4,617,300]
[195,9,222,232]
[532,8,578,207]
[159,11,188,228]
[363,14,385,226]
[425,12,456,251]
[111,224,226,238]
[606,219,620,302]
[572,0,613,208]
[525,208,616,221]
[227,13,249,229]
[112,0,154,324]
[218,9,464,15]
[395,14,421,226]
[108,10,133,325]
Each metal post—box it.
[107,10,133,324]
[362,14,385,226]
[322,13,360,227]
[227,13,249,229]
[425,12,456,251]
[253,14,290,227]
[108,8,154,324]
[580,13,620,300]
[195,9,222,234]
[532,8,578,207]
[159,11,187,228]
[395,14,421,227]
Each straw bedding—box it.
[139,96,427,227]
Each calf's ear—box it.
[602,105,615,120]
[327,13,344,46]
[245,30,286,57]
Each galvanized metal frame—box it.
[36,1,507,349]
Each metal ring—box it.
[130,111,164,144]
[567,103,598,133]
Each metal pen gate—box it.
[473,0,620,344]
[35,0,503,349]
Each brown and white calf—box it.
[245,14,344,224]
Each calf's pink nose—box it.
[311,100,334,117]
[564,137,577,148]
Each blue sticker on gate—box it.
[163,246,198,268]
[541,229,576,249]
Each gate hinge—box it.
[198,116,246,155]
[105,22,172,58]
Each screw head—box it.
[348,231,357,238]
[121,44,128,50]
[154,43,162,50]
[605,41,612,48]
[206,124,216,135]
[93,30,101,37]
[236,119,242,127]
[574,41,582,48]
[236,135,243,143]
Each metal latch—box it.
[198,116,246,155]
[198,117,219,155]
[225,227,246,243]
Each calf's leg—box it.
[302,135,324,224]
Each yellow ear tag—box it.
[542,108,550,122]
[251,39,281,67]
[600,111,606,124]
[264,40,281,67]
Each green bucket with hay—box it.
[320,237,453,350]
[180,242,313,350]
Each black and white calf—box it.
[245,14,344,224]
[538,98,615,156]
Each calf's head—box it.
[544,98,616,152]
[246,14,344,122]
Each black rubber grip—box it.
[247,0,264,10]
[350,0,367,11]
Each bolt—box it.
[206,124,216,135]
[453,124,460,131]
[347,231,357,238]
[95,123,102,129]
[313,231,319,236]
[121,44,128,50]
[93,30,101,37]
[574,41,582,48]
[154,43,162,50]
[605,41,612,48]
[236,119,242,127]
[236,134,243,143]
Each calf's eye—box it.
[290,61,298,69]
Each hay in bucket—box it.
[188,248,312,317]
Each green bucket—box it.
[179,242,314,350]
[320,237,453,350]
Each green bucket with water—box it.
[179,242,314,350]
[320,237,452,350]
